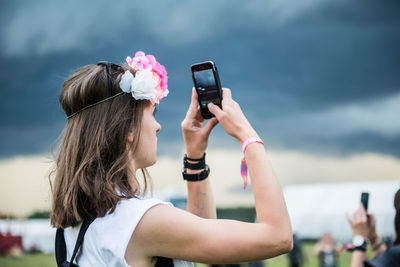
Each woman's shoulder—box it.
[118,195,170,208]
[101,196,172,222]
[81,197,172,260]
[84,196,172,240]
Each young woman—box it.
[50,51,293,266]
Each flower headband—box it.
[67,51,168,119]
[120,51,169,104]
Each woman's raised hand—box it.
[347,205,370,238]
[181,88,219,158]
[208,88,258,144]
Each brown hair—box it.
[394,188,400,245]
[50,63,150,228]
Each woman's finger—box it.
[194,106,204,122]
[355,207,363,221]
[359,204,367,217]
[190,88,198,109]
[203,117,219,136]
[346,212,353,224]
[207,103,224,119]
[367,213,376,224]
[186,88,199,117]
[222,88,232,102]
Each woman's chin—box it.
[136,152,158,169]
[147,156,157,167]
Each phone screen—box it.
[193,70,221,107]
[193,69,218,92]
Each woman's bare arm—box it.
[127,88,292,264]
[132,204,292,264]
[181,88,218,219]
[351,251,366,267]
[186,175,216,219]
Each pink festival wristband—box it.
[240,137,264,190]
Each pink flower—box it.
[125,51,168,104]
[126,51,150,71]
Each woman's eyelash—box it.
[153,107,157,116]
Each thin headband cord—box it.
[66,92,124,119]
[65,52,169,119]
[66,61,123,119]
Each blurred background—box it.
[0,0,399,266]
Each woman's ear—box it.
[127,131,134,143]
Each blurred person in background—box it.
[347,189,400,267]
[50,51,293,267]
[288,234,304,267]
[313,233,339,267]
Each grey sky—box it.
[0,0,399,158]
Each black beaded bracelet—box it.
[182,164,210,181]
[185,153,206,162]
[183,153,206,170]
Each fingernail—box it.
[207,103,213,107]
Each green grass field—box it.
[0,253,56,267]
[0,243,374,267]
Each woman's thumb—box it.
[207,103,222,118]
[204,117,219,135]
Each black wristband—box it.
[183,153,206,170]
[182,164,210,181]
[353,246,367,252]
[185,153,206,162]
[353,241,367,252]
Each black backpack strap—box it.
[55,228,67,266]
[55,211,174,267]
[155,256,174,267]
[55,211,97,267]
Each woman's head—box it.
[51,52,168,228]
[51,60,163,228]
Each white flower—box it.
[130,69,157,100]
[119,71,134,93]
[118,69,157,100]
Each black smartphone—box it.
[361,192,369,211]
[191,61,223,119]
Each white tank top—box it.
[64,197,194,267]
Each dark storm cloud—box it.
[0,0,399,158]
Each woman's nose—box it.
[156,122,161,133]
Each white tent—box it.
[284,180,400,243]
